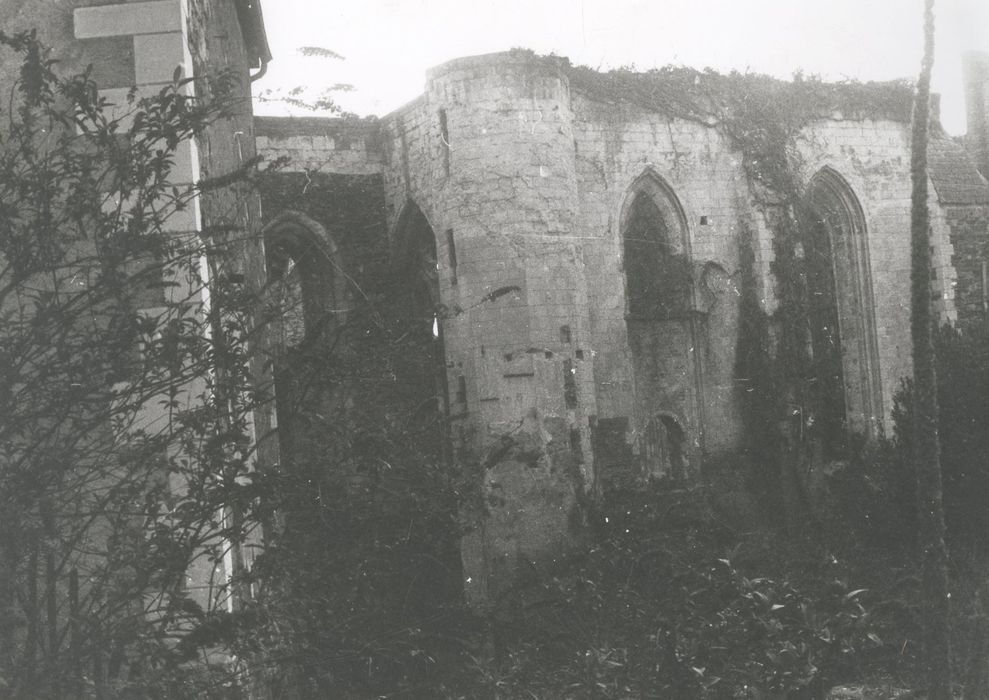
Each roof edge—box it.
[233,0,271,69]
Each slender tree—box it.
[909,1,951,698]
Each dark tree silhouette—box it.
[908,2,951,698]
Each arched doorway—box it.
[797,169,882,456]
[620,171,699,480]
[622,184,691,319]
[642,413,689,480]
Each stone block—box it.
[134,32,188,85]
[160,195,201,233]
[76,36,136,89]
[74,1,182,39]
[95,86,144,129]
[169,140,201,186]
[94,82,193,131]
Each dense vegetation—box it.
[236,317,989,699]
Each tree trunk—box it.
[910,1,952,698]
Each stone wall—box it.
[795,117,916,428]
[255,49,989,604]
[256,116,384,175]
[379,54,595,603]
[948,205,989,331]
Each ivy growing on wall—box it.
[557,54,916,514]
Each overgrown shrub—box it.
[0,30,269,699]
[229,297,476,697]
[469,486,885,700]
[865,321,989,550]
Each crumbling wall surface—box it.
[185,0,274,599]
[926,133,989,332]
[255,116,385,175]
[378,52,597,602]
[279,49,989,603]
[186,0,265,273]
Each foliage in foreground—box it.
[235,450,897,699]
[867,322,989,552]
[0,31,266,697]
[446,487,888,700]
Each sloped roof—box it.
[928,135,989,205]
[233,0,271,69]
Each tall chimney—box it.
[963,51,989,178]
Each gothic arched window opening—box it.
[796,168,882,456]
[623,190,691,320]
[620,171,701,481]
[395,201,449,430]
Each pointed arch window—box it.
[797,168,882,451]
[395,201,450,427]
[621,176,692,319]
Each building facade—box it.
[0,0,273,641]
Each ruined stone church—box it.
[254,50,989,599]
[5,0,989,603]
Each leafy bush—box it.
[227,302,475,697]
[470,486,884,699]
[0,30,268,698]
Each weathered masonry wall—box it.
[256,116,385,175]
[378,54,927,477]
[184,0,278,517]
[567,95,750,472]
[377,55,595,603]
[928,136,989,332]
[794,117,916,430]
[948,205,989,329]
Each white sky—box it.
[254,0,989,136]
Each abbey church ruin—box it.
[4,0,989,611]
[255,50,989,600]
